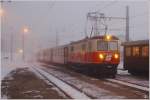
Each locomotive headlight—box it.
[114,54,119,59]
[99,54,104,59]
[106,35,112,41]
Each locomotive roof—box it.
[122,40,149,46]
[70,35,119,44]
[91,35,119,40]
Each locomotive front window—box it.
[97,40,118,51]
[97,41,108,50]
[108,41,118,50]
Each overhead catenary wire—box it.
[104,21,148,32]
[129,12,148,20]
[84,15,88,37]
[87,1,148,42]
[96,0,118,13]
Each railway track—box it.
[31,63,149,99]
[31,66,93,99]
[39,63,149,93]
[105,79,149,92]
[117,69,149,87]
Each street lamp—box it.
[0,8,4,17]
[18,49,23,54]
[23,28,29,33]
[22,27,29,61]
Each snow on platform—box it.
[1,59,29,80]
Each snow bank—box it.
[117,61,124,69]
[117,69,130,75]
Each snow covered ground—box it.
[117,61,124,69]
[116,61,148,87]
[117,61,130,75]
[1,52,35,80]
[1,59,29,80]
[1,55,148,99]
[1,67,68,99]
[38,64,149,98]
[32,65,126,99]
[31,67,90,99]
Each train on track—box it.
[37,35,120,78]
[122,40,149,76]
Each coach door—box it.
[64,47,68,64]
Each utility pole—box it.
[126,6,129,41]
[22,32,25,61]
[10,32,13,61]
[94,16,99,36]
[104,25,108,35]
[22,27,29,62]
[56,31,59,47]
[1,0,12,61]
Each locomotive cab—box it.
[96,35,120,65]
[85,35,120,78]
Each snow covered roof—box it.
[122,40,149,46]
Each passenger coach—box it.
[123,40,149,76]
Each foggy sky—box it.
[1,0,149,54]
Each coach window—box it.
[61,49,62,56]
[97,40,108,50]
[133,46,140,56]
[56,49,58,56]
[88,42,92,52]
[125,47,131,56]
[56,49,57,56]
[71,46,74,52]
[60,49,61,56]
[54,49,56,56]
[59,49,61,56]
[142,46,149,57]
[58,49,59,55]
[62,49,63,56]
[82,44,86,51]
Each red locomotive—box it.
[37,35,120,78]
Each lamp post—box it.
[22,27,28,61]
[0,8,4,17]
[10,29,13,61]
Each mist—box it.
[1,0,149,59]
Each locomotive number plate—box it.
[105,54,112,61]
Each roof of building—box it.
[122,40,149,46]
